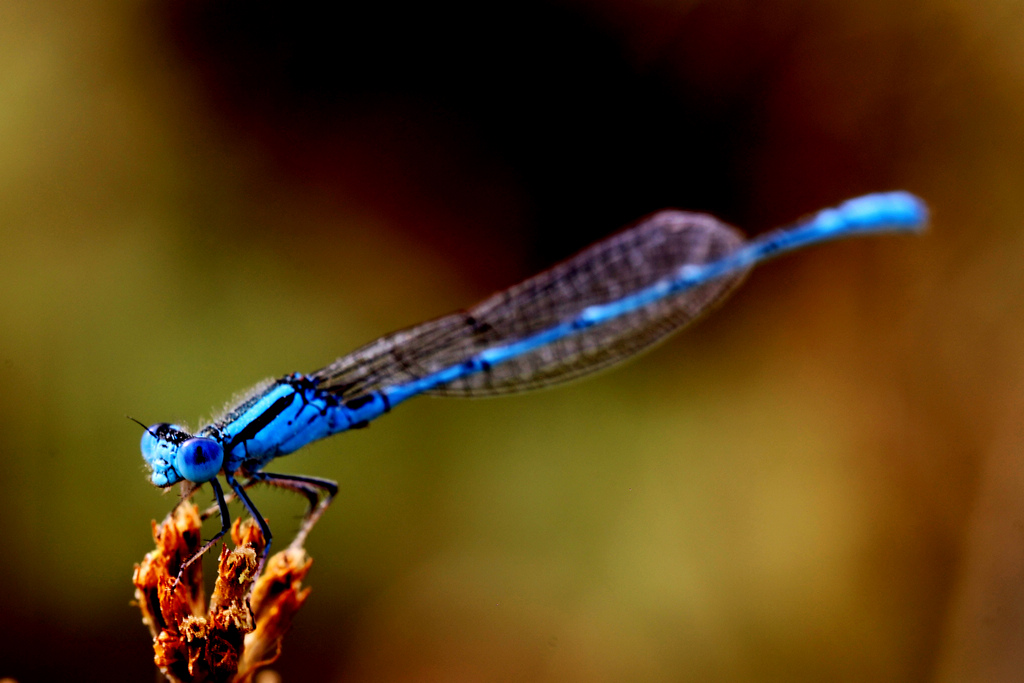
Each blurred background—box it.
[0,0,1021,681]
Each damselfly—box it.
[139,192,927,578]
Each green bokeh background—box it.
[2,1,1022,681]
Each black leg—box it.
[175,478,231,585]
[251,472,338,551]
[243,472,318,513]
[226,472,273,577]
[191,471,338,580]
[198,478,251,521]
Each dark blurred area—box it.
[0,0,1020,681]
[158,0,762,274]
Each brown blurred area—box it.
[0,1,1020,681]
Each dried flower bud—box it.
[133,503,312,683]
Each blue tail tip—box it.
[838,191,929,232]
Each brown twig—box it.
[133,503,312,683]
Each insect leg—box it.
[251,472,338,550]
[225,472,273,577]
[174,478,231,586]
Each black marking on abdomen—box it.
[463,358,488,374]
[572,315,596,331]
[344,394,375,411]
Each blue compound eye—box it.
[174,437,224,483]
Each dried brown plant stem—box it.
[133,503,312,683]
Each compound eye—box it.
[174,437,224,483]
[140,423,170,460]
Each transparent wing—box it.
[312,210,748,399]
